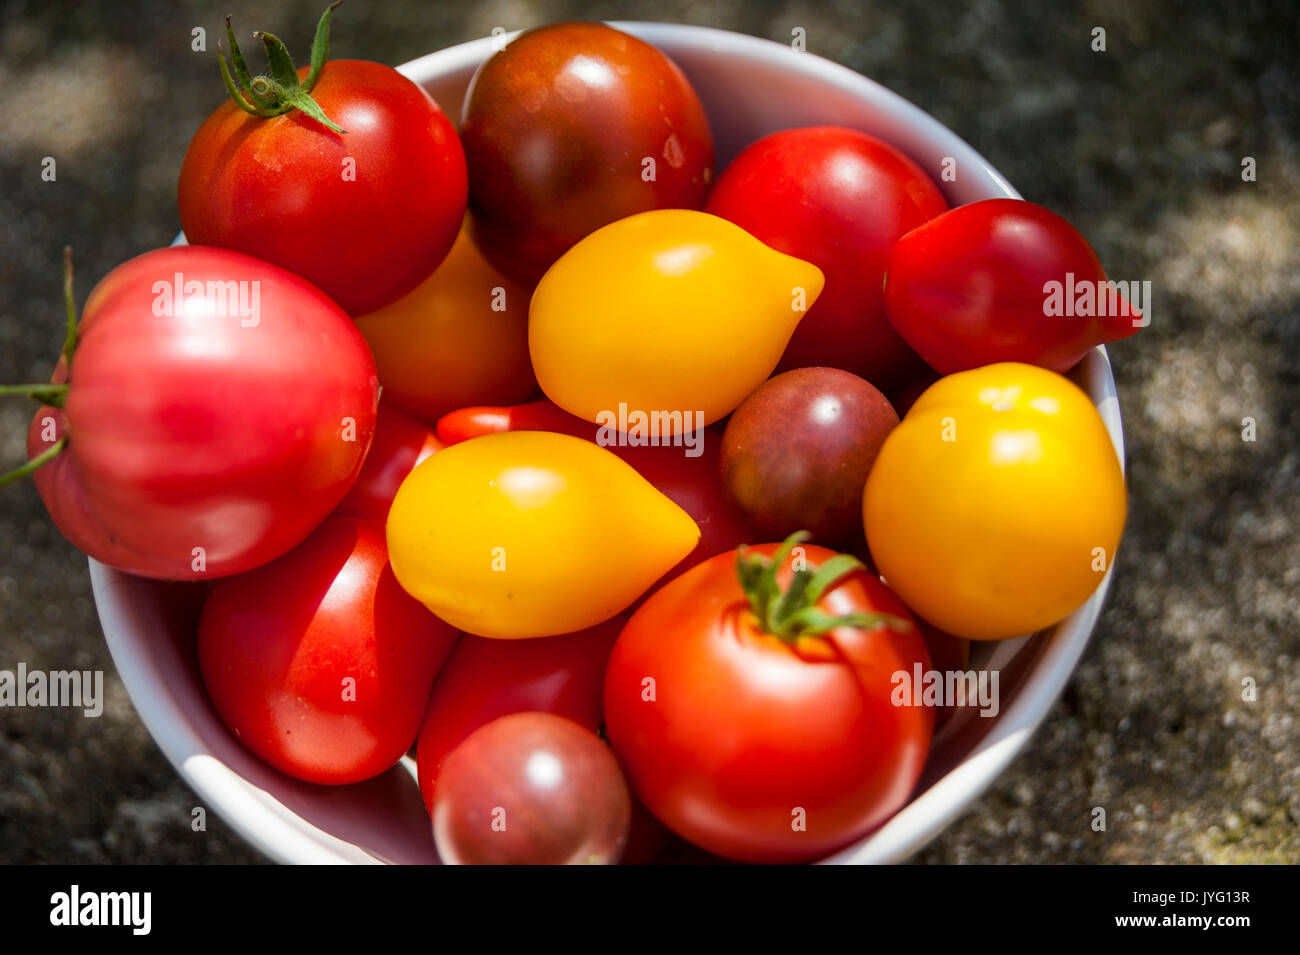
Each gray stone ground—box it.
[0,0,1296,864]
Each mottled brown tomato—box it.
[461,22,713,286]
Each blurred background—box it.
[0,0,1296,863]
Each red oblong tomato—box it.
[198,517,457,785]
[604,541,932,863]
[335,400,441,522]
[461,22,713,287]
[883,198,1142,373]
[416,619,621,811]
[180,57,466,316]
[706,126,946,391]
[26,245,378,580]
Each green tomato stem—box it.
[0,437,65,489]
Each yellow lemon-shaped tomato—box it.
[387,431,699,638]
[863,362,1126,640]
[529,210,824,432]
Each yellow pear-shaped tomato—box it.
[529,210,825,431]
[863,363,1126,641]
[387,431,699,638]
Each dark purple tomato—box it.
[461,22,714,287]
[432,712,632,865]
[719,367,899,545]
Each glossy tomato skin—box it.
[198,517,457,785]
[719,368,899,546]
[335,401,441,522]
[433,713,632,865]
[706,126,946,391]
[883,198,1141,374]
[461,22,713,287]
[435,399,752,584]
[416,619,621,811]
[355,225,537,424]
[604,544,933,863]
[27,246,378,580]
[179,60,467,316]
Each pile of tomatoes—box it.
[5,10,1139,864]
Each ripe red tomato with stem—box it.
[178,4,467,315]
[461,21,713,287]
[335,400,441,523]
[7,246,377,580]
[706,126,946,392]
[198,517,457,785]
[883,198,1143,373]
[416,619,621,811]
[432,712,632,865]
[604,533,933,863]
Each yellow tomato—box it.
[387,431,699,639]
[529,210,824,432]
[356,225,537,424]
[863,363,1126,640]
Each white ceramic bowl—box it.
[92,22,1125,864]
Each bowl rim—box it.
[93,20,1125,865]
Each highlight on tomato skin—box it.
[603,536,934,864]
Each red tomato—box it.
[179,49,466,315]
[883,198,1143,373]
[198,517,457,785]
[26,246,377,580]
[415,619,621,812]
[335,401,441,522]
[432,713,632,865]
[436,399,752,581]
[706,126,946,391]
[461,22,713,286]
[604,538,933,863]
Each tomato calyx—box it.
[0,248,78,486]
[217,1,346,134]
[736,531,914,642]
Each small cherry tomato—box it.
[719,367,898,546]
[883,198,1143,374]
[462,22,713,286]
[198,517,458,785]
[416,619,621,811]
[433,712,632,865]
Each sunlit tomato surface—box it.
[530,210,824,430]
[605,541,933,863]
[883,198,1142,374]
[436,399,751,587]
[864,362,1127,640]
[461,22,713,286]
[198,517,458,785]
[706,126,946,391]
[433,713,632,865]
[27,246,377,580]
[719,368,898,546]
[179,60,466,315]
[355,226,537,424]
[416,619,621,811]
[387,431,699,638]
[335,401,441,523]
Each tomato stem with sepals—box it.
[217,2,346,134]
[736,531,914,641]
